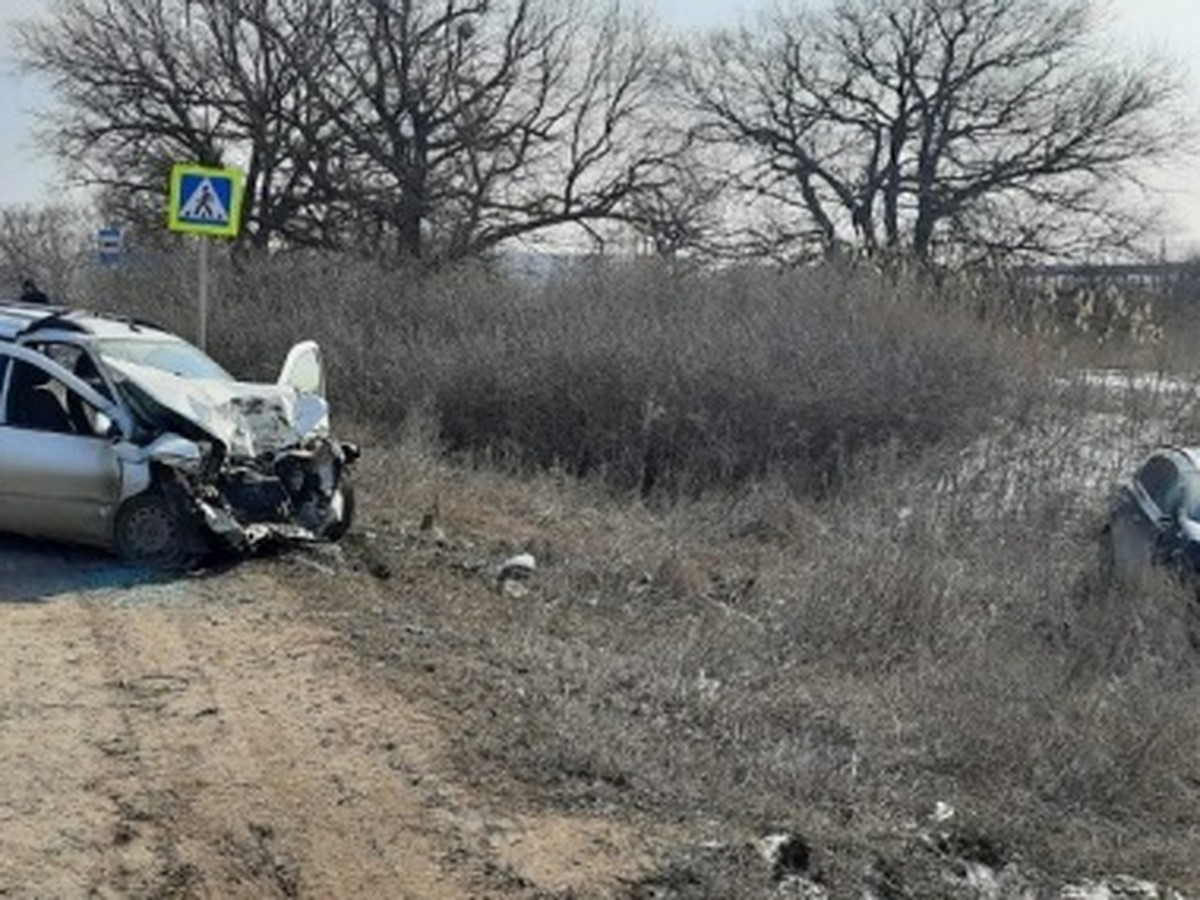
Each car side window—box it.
[28,342,112,400]
[1137,455,1181,514]
[5,359,107,437]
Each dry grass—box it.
[76,251,1200,894]
[323,392,1200,895]
[296,416,1200,896]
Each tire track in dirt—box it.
[0,593,133,896]
[0,563,662,898]
[0,572,476,898]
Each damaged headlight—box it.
[145,434,212,475]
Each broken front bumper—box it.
[164,439,359,549]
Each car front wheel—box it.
[114,491,194,568]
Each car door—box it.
[0,345,126,547]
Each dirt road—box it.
[0,562,656,898]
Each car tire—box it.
[114,491,194,568]
[322,479,356,542]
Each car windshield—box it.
[94,337,233,381]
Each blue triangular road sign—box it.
[179,176,231,224]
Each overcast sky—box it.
[2,0,1198,253]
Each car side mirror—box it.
[97,413,121,441]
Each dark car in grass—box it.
[1103,446,1200,582]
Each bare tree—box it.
[301,0,673,261]
[15,0,341,250]
[15,0,674,261]
[17,0,221,227]
[682,0,1189,264]
[0,206,90,297]
[199,0,347,249]
[621,157,726,258]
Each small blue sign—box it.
[98,227,123,266]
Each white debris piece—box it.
[757,832,793,866]
[932,800,956,823]
[1060,876,1189,900]
[498,552,537,581]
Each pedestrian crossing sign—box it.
[168,164,244,237]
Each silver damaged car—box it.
[0,302,357,566]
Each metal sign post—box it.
[166,163,245,351]
[198,237,209,350]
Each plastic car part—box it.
[321,479,356,541]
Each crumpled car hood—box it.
[104,357,329,458]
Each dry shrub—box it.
[424,262,1015,498]
[72,247,517,403]
[77,251,1013,500]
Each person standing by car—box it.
[18,279,50,304]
